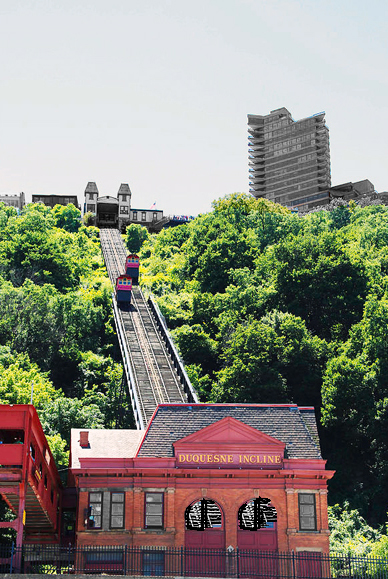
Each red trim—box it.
[154,403,300,408]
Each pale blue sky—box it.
[1,0,387,215]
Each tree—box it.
[212,312,326,406]
[172,324,218,375]
[40,397,105,445]
[125,223,149,252]
[271,231,368,340]
[83,211,95,227]
[0,349,61,411]
[45,433,69,470]
[321,295,388,524]
[52,204,81,233]
[328,503,380,555]
[213,319,287,403]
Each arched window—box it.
[238,498,277,531]
[185,499,222,531]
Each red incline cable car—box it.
[125,254,139,284]
[115,274,132,304]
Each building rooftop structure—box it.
[328,179,375,200]
[0,191,25,211]
[248,108,331,211]
[84,182,168,232]
[32,194,80,210]
[137,404,321,459]
[70,429,145,469]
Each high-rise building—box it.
[248,107,331,210]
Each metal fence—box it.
[0,544,387,578]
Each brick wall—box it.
[76,483,329,553]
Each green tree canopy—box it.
[125,223,150,253]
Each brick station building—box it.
[69,403,334,555]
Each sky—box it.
[1,0,387,216]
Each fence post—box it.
[9,542,14,574]
[123,544,127,575]
[181,546,184,577]
[292,550,296,579]
[236,547,239,579]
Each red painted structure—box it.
[0,405,62,547]
[115,274,132,304]
[69,404,334,559]
[125,254,139,284]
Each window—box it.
[88,492,103,529]
[145,493,163,529]
[132,211,137,220]
[185,499,222,530]
[44,447,51,465]
[238,498,277,530]
[141,212,146,221]
[88,193,95,200]
[120,195,127,202]
[299,493,317,531]
[86,204,95,212]
[153,212,158,221]
[110,492,125,529]
[120,207,129,214]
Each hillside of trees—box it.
[133,194,388,529]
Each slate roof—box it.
[71,429,144,469]
[137,404,322,460]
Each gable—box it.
[173,416,285,469]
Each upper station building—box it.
[248,108,331,211]
[84,182,166,232]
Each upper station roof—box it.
[118,183,131,196]
[85,182,99,194]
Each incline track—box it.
[99,228,187,427]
